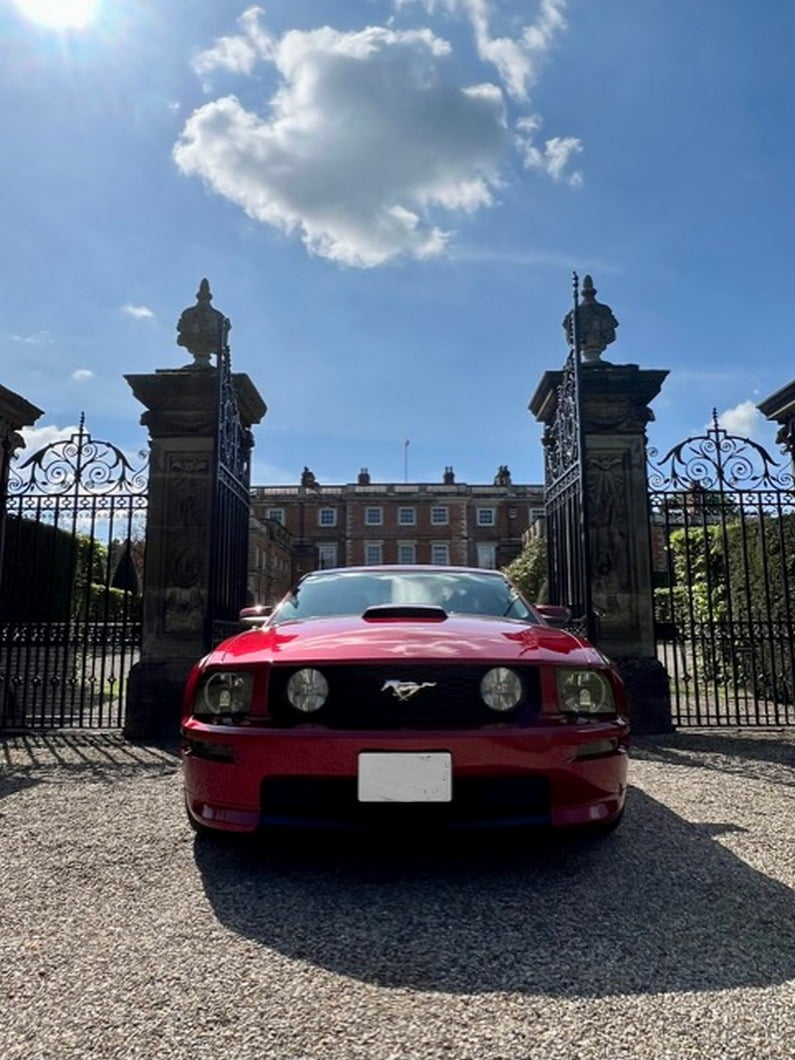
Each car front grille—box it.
[266,663,542,729]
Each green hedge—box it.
[656,514,795,702]
[1,517,139,624]
[1,516,77,621]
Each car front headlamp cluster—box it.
[194,670,254,719]
[287,668,329,713]
[557,669,616,715]
[480,667,524,712]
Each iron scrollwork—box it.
[543,351,581,502]
[216,318,250,500]
[650,410,795,727]
[8,422,148,497]
[648,410,794,493]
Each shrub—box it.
[503,535,548,603]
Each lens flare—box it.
[13,0,100,30]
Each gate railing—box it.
[206,320,252,649]
[543,273,594,640]
[649,413,795,726]
[0,421,147,729]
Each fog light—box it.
[575,738,620,760]
[184,739,235,762]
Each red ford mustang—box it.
[182,566,629,836]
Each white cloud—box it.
[398,0,568,100]
[71,369,94,381]
[123,304,155,320]
[175,4,580,267]
[10,329,52,345]
[717,400,762,438]
[517,118,582,185]
[193,6,274,78]
[175,20,510,267]
[18,423,80,454]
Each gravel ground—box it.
[1,729,794,1060]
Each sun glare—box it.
[13,0,100,29]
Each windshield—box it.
[270,569,537,623]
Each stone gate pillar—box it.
[531,277,673,733]
[0,385,43,578]
[0,385,43,486]
[123,281,266,739]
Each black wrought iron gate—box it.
[206,317,252,648]
[543,274,595,639]
[0,422,147,729]
[650,414,795,726]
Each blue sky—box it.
[2,0,793,488]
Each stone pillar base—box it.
[614,656,674,734]
[123,658,195,740]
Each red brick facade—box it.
[249,469,543,605]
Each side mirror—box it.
[534,603,571,627]
[239,604,273,627]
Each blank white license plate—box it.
[357,752,452,803]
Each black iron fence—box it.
[649,414,795,726]
[0,422,147,729]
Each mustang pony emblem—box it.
[381,679,437,702]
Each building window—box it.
[266,508,285,525]
[317,544,338,569]
[365,506,383,526]
[398,507,416,526]
[318,507,337,527]
[365,541,383,565]
[398,542,416,565]
[477,507,496,527]
[477,543,497,569]
[530,508,546,523]
[431,542,449,565]
[430,506,448,525]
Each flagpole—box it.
[404,439,409,483]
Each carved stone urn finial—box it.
[176,278,230,368]
[562,274,619,363]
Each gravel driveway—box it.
[1,730,794,1060]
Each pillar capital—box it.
[125,367,266,438]
[758,380,795,462]
[0,383,43,456]
[529,363,668,431]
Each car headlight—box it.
[195,671,254,718]
[556,669,616,715]
[480,667,524,712]
[287,668,329,713]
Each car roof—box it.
[301,565,508,578]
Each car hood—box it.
[209,614,604,667]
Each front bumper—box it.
[182,720,629,833]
